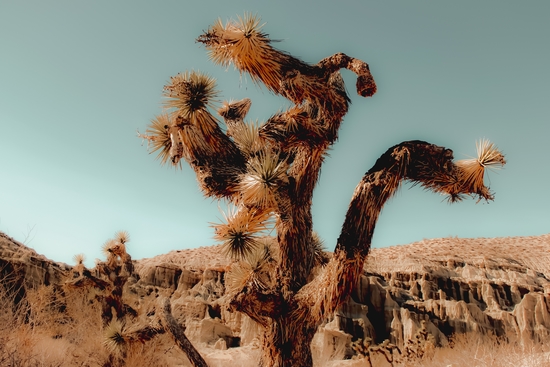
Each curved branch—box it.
[317,52,377,97]
[297,140,505,323]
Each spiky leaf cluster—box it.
[212,206,272,261]
[239,150,288,209]
[456,139,506,196]
[231,120,263,156]
[197,13,283,92]
[225,241,276,294]
[98,230,133,277]
[139,114,175,166]
[310,232,329,268]
[103,320,127,354]
[163,71,219,119]
[102,231,129,261]
[73,253,86,265]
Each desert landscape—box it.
[1,230,549,366]
[2,4,549,367]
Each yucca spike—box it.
[238,149,289,209]
[163,71,219,119]
[212,206,272,261]
[456,139,505,196]
[218,98,252,138]
[197,13,282,92]
[231,120,263,156]
[476,138,506,168]
[224,262,253,294]
[103,320,127,353]
[114,230,130,245]
[225,244,273,294]
[311,232,329,267]
[101,239,116,259]
[144,114,178,167]
[72,253,86,265]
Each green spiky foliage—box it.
[140,14,505,367]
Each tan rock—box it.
[2,231,550,363]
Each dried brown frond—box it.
[225,262,254,294]
[163,71,219,119]
[73,253,86,265]
[103,319,127,354]
[212,206,272,261]
[239,150,288,209]
[232,121,264,156]
[114,230,130,245]
[101,239,116,259]
[144,114,176,167]
[225,245,273,294]
[311,232,329,267]
[197,13,283,92]
[456,139,506,197]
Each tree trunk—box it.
[259,312,317,367]
[161,298,209,367]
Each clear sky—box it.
[1,1,549,267]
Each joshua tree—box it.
[139,14,505,367]
[68,231,208,367]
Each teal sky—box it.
[1,1,549,266]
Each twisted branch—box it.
[297,140,504,323]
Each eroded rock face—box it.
[141,235,550,358]
[333,235,550,357]
[0,232,69,292]
[2,231,549,362]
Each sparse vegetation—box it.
[350,321,435,367]
[0,232,207,367]
[2,233,550,366]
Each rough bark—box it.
[244,141,500,366]
[146,15,503,367]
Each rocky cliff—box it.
[0,232,70,305]
[1,231,549,363]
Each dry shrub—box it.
[0,280,108,367]
[0,274,182,367]
[414,332,550,367]
[121,333,177,367]
[326,326,550,367]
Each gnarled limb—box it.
[146,14,506,367]
[317,52,377,97]
[228,286,283,328]
[297,140,505,324]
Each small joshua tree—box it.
[68,231,207,367]
[139,14,506,366]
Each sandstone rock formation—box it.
[1,231,549,364]
[0,232,70,306]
